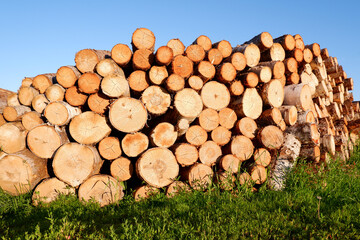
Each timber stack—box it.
[0,28,359,206]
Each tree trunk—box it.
[283,83,313,111]
[248,66,272,83]
[182,163,213,190]
[238,72,259,88]
[53,143,103,187]
[278,105,297,126]
[216,62,237,83]
[78,174,124,207]
[250,165,267,184]
[226,135,254,161]
[165,74,185,93]
[149,66,169,85]
[218,107,237,129]
[0,149,49,195]
[286,122,320,146]
[212,40,232,58]
[188,75,203,91]
[273,34,295,51]
[260,79,284,108]
[225,52,247,71]
[193,35,212,51]
[155,45,173,66]
[254,148,271,167]
[219,154,240,173]
[121,132,149,158]
[260,43,285,62]
[197,61,216,81]
[207,48,223,65]
[174,88,203,119]
[69,111,111,144]
[229,80,245,96]
[136,147,179,188]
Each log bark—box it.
[0,149,48,195]
[0,122,27,154]
[78,174,124,207]
[121,132,149,157]
[132,28,156,51]
[109,97,148,133]
[44,101,81,126]
[173,143,198,167]
[98,136,122,160]
[136,147,179,188]
[53,143,103,187]
[75,49,110,73]
[110,157,133,182]
[56,66,81,88]
[32,178,75,205]
[286,122,320,146]
[111,43,132,67]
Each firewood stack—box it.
[0,28,359,206]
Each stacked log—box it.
[0,28,359,206]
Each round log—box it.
[253,148,271,167]
[193,35,212,51]
[283,83,313,111]
[219,154,240,173]
[238,72,259,88]
[155,46,173,66]
[251,165,267,184]
[184,163,214,190]
[53,143,103,187]
[249,66,272,83]
[211,126,232,146]
[231,88,263,120]
[78,72,101,94]
[244,32,273,51]
[229,135,254,161]
[98,136,122,160]
[3,105,31,122]
[110,157,133,182]
[75,49,110,73]
[233,44,260,67]
[166,181,191,197]
[235,117,257,139]
[56,66,81,88]
[198,141,222,166]
[167,38,185,56]
[32,74,55,94]
[0,122,27,154]
[227,52,246,71]
[229,80,245,96]
[173,143,198,167]
[136,147,179,188]
[216,62,237,83]
[111,43,132,67]
[197,61,216,81]
[101,74,130,98]
[44,101,81,126]
[128,70,149,93]
[69,111,111,144]
[278,105,298,126]
[174,88,203,119]
[150,122,177,148]
[185,125,208,146]
[96,58,125,78]
[88,92,110,114]
[207,48,223,65]
[212,40,232,58]
[32,94,49,114]
[27,125,69,159]
[45,84,65,102]
[64,86,88,107]
[109,97,148,133]
[219,107,237,129]
[0,150,48,196]
[186,44,205,63]
[171,55,193,78]
[165,74,185,93]
[260,43,285,62]
[273,34,295,51]
[201,81,230,111]
[198,108,219,132]
[188,75,203,91]
[132,49,154,71]
[21,111,44,130]
[32,178,75,205]
[141,86,171,116]
[149,66,169,85]
[121,132,149,157]
[134,185,160,201]
[78,174,124,207]
[132,28,155,51]
[18,86,39,106]
[257,125,284,149]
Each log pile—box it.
[0,28,359,206]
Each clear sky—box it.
[0,0,359,99]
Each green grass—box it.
[1,147,360,239]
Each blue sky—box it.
[0,0,359,100]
